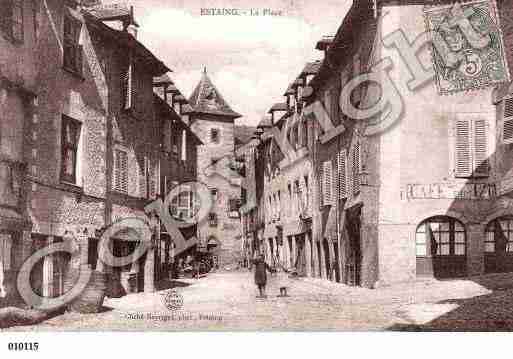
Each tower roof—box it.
[188,68,242,119]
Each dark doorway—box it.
[485,217,513,273]
[333,241,341,283]
[316,241,322,277]
[323,239,330,280]
[295,234,307,277]
[345,205,362,286]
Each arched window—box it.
[416,216,466,257]
[485,217,513,253]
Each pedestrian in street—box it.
[276,261,290,297]
[252,254,274,298]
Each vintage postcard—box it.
[2,0,513,350]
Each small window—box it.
[211,128,220,144]
[210,188,218,199]
[61,115,81,184]
[113,149,128,193]
[208,212,218,227]
[63,15,83,75]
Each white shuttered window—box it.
[337,149,348,199]
[322,160,333,205]
[352,142,361,195]
[455,118,488,178]
[504,98,513,144]
[114,149,128,193]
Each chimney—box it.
[125,6,138,38]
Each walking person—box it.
[275,258,290,297]
[252,254,274,298]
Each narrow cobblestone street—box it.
[6,270,513,331]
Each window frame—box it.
[113,148,129,194]
[485,217,513,254]
[415,217,466,258]
[60,115,82,185]
[63,14,83,76]
[454,117,489,178]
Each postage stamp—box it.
[424,0,510,95]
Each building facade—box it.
[0,0,202,307]
[188,70,244,266]
[247,0,513,289]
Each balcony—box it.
[0,157,26,209]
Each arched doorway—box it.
[415,216,467,278]
[485,216,513,273]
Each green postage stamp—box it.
[424,0,510,95]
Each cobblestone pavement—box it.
[5,270,513,331]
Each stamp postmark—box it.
[424,0,510,95]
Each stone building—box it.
[249,0,513,289]
[305,0,513,287]
[153,74,202,278]
[0,0,201,306]
[0,0,39,304]
[188,69,243,266]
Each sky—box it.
[102,0,353,126]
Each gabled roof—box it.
[85,3,139,25]
[301,61,322,76]
[268,103,288,113]
[188,69,242,118]
[83,11,169,76]
[153,73,174,86]
[257,116,273,129]
[315,35,334,51]
[283,83,295,96]
[174,93,187,103]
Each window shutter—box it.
[114,149,128,193]
[473,118,488,177]
[455,119,472,178]
[139,156,148,198]
[318,166,323,207]
[352,142,361,195]
[149,159,157,199]
[338,149,348,199]
[181,130,187,161]
[122,56,133,110]
[504,98,513,144]
[322,161,333,205]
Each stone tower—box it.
[188,68,243,266]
